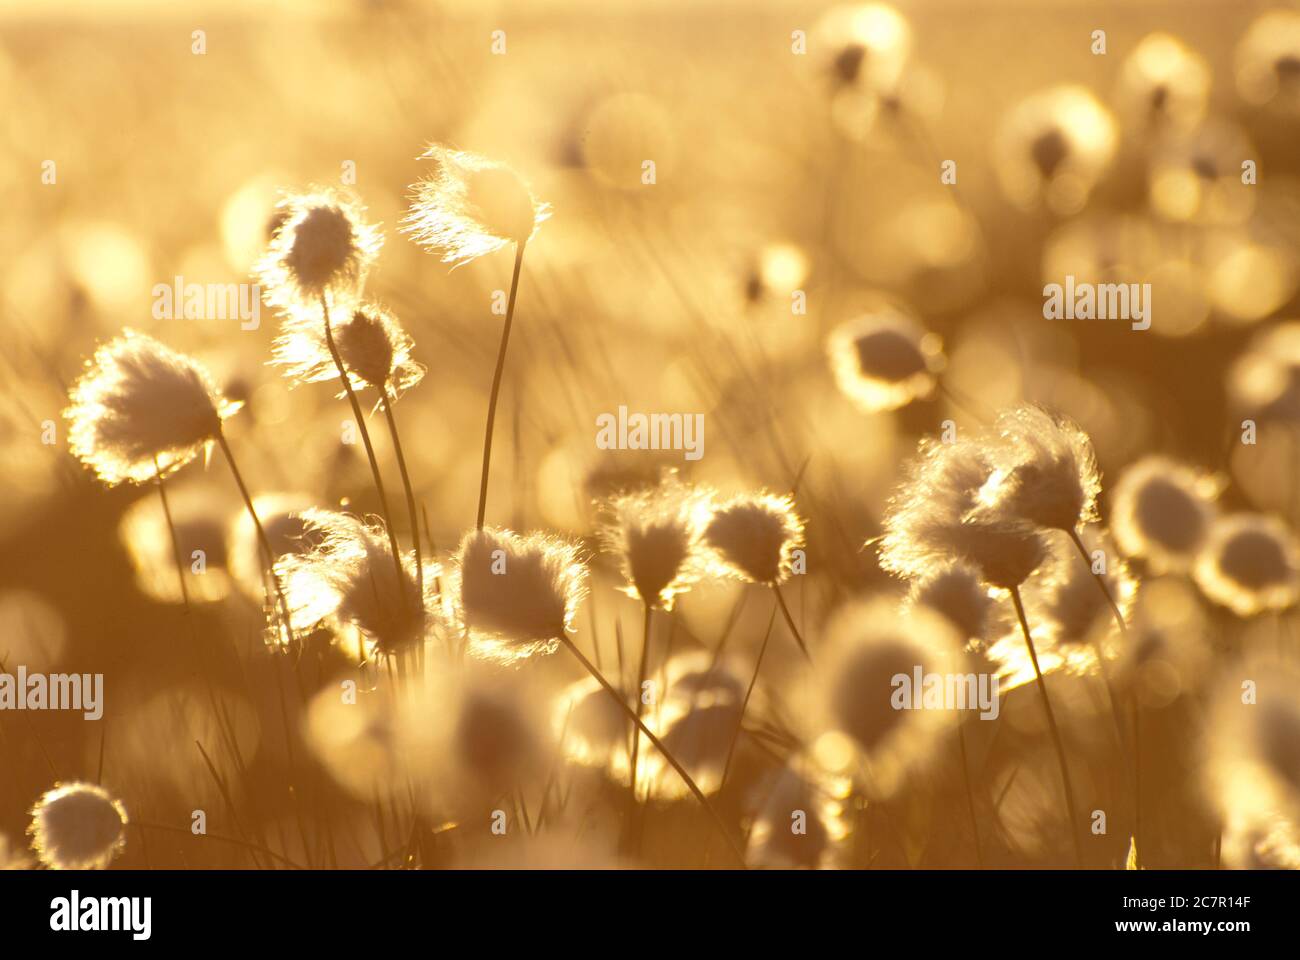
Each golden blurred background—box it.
[2,0,1300,870]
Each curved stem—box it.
[1011,586,1083,868]
[319,295,407,593]
[559,633,746,866]
[476,240,526,530]
[215,430,294,647]
[771,581,812,662]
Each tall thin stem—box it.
[153,456,191,609]
[1067,528,1127,637]
[956,717,984,868]
[559,633,746,866]
[214,430,294,647]
[628,602,653,805]
[1010,585,1083,868]
[381,387,423,607]
[771,581,812,662]
[319,295,407,593]
[476,240,526,530]
[1067,526,1137,864]
[719,600,778,792]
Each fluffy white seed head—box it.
[452,527,587,664]
[402,145,549,266]
[272,300,425,399]
[255,189,382,308]
[275,509,431,657]
[704,492,806,585]
[28,781,128,870]
[66,330,240,486]
[597,473,713,609]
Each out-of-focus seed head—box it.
[28,781,128,870]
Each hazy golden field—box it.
[2,0,1300,871]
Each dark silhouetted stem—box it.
[559,633,746,866]
[476,240,526,530]
[1011,585,1083,868]
[319,296,408,596]
[215,430,294,647]
[771,581,812,662]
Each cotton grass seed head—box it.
[272,300,425,400]
[1032,526,1135,646]
[453,527,587,664]
[992,84,1118,215]
[880,437,1048,590]
[255,189,381,308]
[1193,513,1300,617]
[814,599,963,797]
[746,760,849,869]
[827,310,943,412]
[28,781,128,870]
[552,676,633,779]
[644,653,749,798]
[597,474,713,609]
[1111,455,1221,572]
[1204,657,1300,827]
[228,492,319,614]
[66,330,241,486]
[276,509,431,657]
[704,492,805,584]
[974,405,1101,532]
[908,560,994,641]
[402,145,549,266]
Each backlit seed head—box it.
[452,527,587,664]
[66,330,241,486]
[814,599,963,798]
[704,492,805,585]
[276,509,431,658]
[974,405,1101,532]
[28,781,128,870]
[403,144,549,266]
[909,561,994,641]
[827,310,944,412]
[597,473,713,609]
[255,189,382,308]
[1111,456,1222,572]
[272,300,424,399]
[1193,513,1300,616]
[880,436,1048,591]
